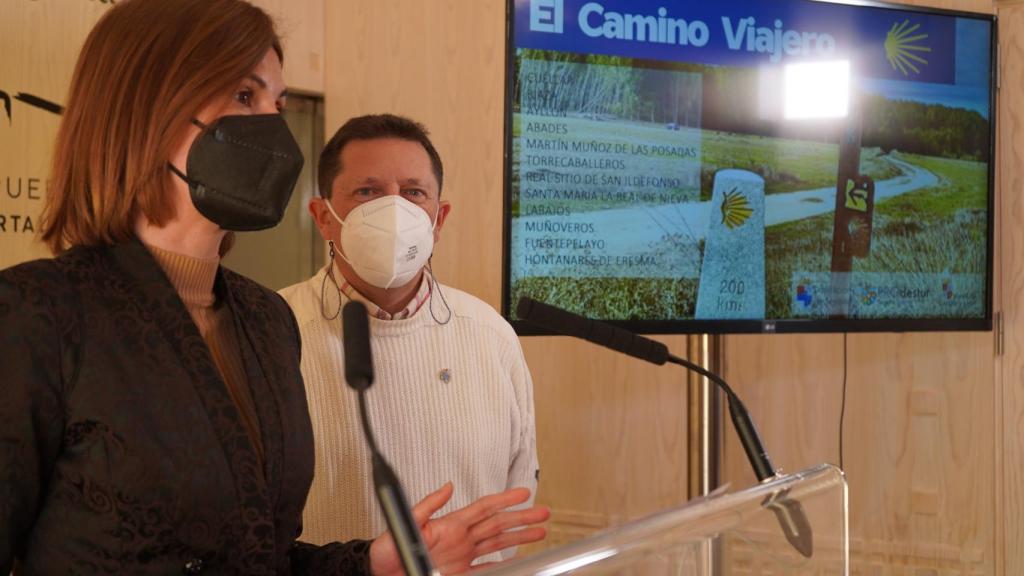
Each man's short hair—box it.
[318,114,444,199]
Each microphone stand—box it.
[515,297,813,558]
[686,334,722,500]
[686,334,723,576]
[671,351,813,559]
[667,353,775,482]
[672,353,816,558]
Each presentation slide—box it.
[507,0,992,326]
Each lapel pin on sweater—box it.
[439,369,452,383]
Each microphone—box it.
[515,297,813,558]
[343,301,374,391]
[342,301,435,576]
[516,295,669,364]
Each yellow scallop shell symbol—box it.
[720,188,753,230]
[885,19,931,76]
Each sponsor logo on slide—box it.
[530,0,564,34]
[860,286,878,306]
[796,278,814,308]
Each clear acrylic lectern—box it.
[481,464,847,576]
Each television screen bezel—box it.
[501,0,997,335]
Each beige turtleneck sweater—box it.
[145,243,264,467]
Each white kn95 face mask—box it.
[325,195,436,289]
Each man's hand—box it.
[369,483,550,575]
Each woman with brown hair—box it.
[0,0,547,574]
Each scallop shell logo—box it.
[885,19,931,76]
[720,188,753,230]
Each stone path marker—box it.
[695,169,766,319]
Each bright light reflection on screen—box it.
[784,60,850,120]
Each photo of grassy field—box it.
[699,133,901,199]
[512,145,988,321]
[510,122,916,320]
[511,116,900,213]
[512,276,699,320]
[765,153,988,319]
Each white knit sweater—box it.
[280,267,538,551]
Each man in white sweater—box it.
[279,114,538,559]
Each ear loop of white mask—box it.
[417,197,452,325]
[426,258,452,326]
[323,200,358,270]
[319,239,343,321]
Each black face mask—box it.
[169,114,305,231]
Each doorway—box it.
[222,94,326,291]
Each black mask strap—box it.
[167,118,209,186]
[168,162,195,187]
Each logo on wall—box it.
[0,90,64,125]
[884,19,931,76]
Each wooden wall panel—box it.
[323,0,695,547]
[324,0,508,304]
[725,332,996,574]
[521,336,692,547]
[996,2,1024,575]
[0,0,324,272]
[250,0,325,94]
[0,1,110,269]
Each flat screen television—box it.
[502,0,996,334]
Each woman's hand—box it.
[368,483,550,575]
